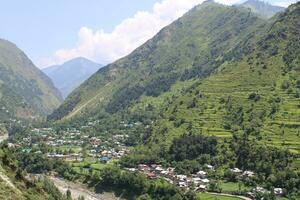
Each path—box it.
[49,176,119,200]
[207,192,252,200]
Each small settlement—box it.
[6,120,285,199]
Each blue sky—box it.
[0,0,297,68]
[0,0,157,66]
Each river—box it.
[49,176,120,200]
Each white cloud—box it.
[38,0,293,68]
[39,0,204,67]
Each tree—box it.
[66,189,72,200]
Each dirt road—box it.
[49,176,120,200]
[207,192,252,200]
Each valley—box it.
[0,0,299,200]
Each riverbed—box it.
[49,176,120,200]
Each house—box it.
[155,166,164,173]
[243,171,255,177]
[196,170,207,178]
[160,170,169,176]
[145,172,157,179]
[230,168,243,174]
[195,185,207,192]
[176,175,187,181]
[253,186,269,194]
[192,177,202,186]
[200,178,210,185]
[138,164,151,172]
[274,188,284,196]
[206,164,214,170]
[100,156,110,163]
[178,182,188,188]
[125,168,137,172]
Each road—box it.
[207,192,252,200]
[49,176,120,200]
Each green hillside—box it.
[0,39,62,120]
[51,0,299,158]
[140,2,300,154]
[0,143,75,200]
[49,1,265,121]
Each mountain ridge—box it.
[0,39,62,120]
[49,2,266,121]
[238,0,285,18]
[43,57,102,98]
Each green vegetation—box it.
[0,39,62,121]
[50,1,299,156]
[50,1,265,120]
[239,0,284,19]
[0,143,72,200]
[197,193,243,200]
[46,2,300,198]
[2,1,300,200]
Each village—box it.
[8,120,132,164]
[5,120,286,199]
[124,164,284,198]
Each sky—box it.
[0,0,297,68]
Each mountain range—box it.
[43,57,102,98]
[49,0,300,153]
[0,39,62,120]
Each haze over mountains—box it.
[239,0,285,18]
[43,57,102,98]
[0,39,62,120]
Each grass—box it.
[71,157,113,175]
[55,145,82,153]
[220,182,251,193]
[197,193,243,200]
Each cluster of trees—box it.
[106,74,177,114]
[168,134,218,161]
[121,133,299,198]
[16,149,77,181]
[0,143,77,200]
[89,166,197,200]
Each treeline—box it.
[120,134,300,198]
[106,74,177,114]
[0,143,75,200]
[87,166,197,200]
[168,134,218,161]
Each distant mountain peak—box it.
[43,57,102,98]
[239,0,284,18]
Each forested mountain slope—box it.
[143,1,300,153]
[0,39,62,120]
[50,1,265,120]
